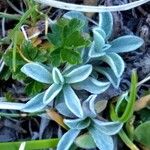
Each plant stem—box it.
[17,48,32,63]
[10,6,37,72]
[119,129,139,150]
[0,138,59,150]
[12,32,18,72]
[0,12,21,20]
[137,75,150,87]
[0,111,45,118]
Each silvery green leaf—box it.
[107,35,144,53]
[99,53,125,77]
[64,65,92,84]
[63,11,88,32]
[91,70,99,79]
[72,77,110,94]
[99,12,113,40]
[95,67,120,88]
[89,30,105,58]
[22,92,46,112]
[81,48,91,64]
[62,64,78,75]
[57,129,80,150]
[56,102,75,117]
[52,67,64,84]
[21,62,52,84]
[89,126,114,150]
[43,84,62,105]
[92,29,105,50]
[82,95,97,118]
[64,118,91,129]
[63,85,83,118]
[75,133,96,149]
[92,119,123,135]
[93,27,106,39]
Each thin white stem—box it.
[137,75,150,87]
[2,9,7,37]
[21,25,29,41]
[34,0,150,12]
[7,0,24,15]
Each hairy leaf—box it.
[99,12,113,39]
[21,63,53,84]
[92,119,123,135]
[52,67,64,84]
[99,53,125,77]
[72,77,110,94]
[43,83,62,105]
[107,35,144,53]
[95,67,120,88]
[82,95,97,117]
[64,118,91,129]
[57,129,80,150]
[89,30,105,58]
[22,92,46,112]
[63,85,83,118]
[64,65,92,84]
[89,126,114,150]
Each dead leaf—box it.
[134,95,150,111]
[46,109,68,130]
[40,42,53,50]
[32,38,42,47]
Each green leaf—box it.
[63,18,84,37]
[47,18,90,66]
[138,109,150,122]
[0,66,11,80]
[47,25,64,47]
[134,121,150,148]
[22,41,38,60]
[0,138,59,150]
[50,49,61,67]
[25,80,44,96]
[22,41,47,62]
[75,133,96,149]
[61,49,82,64]
[110,70,138,122]
[47,18,69,47]
[3,49,25,67]
[64,31,87,48]
[118,70,137,122]
[3,49,26,80]
[4,92,15,102]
